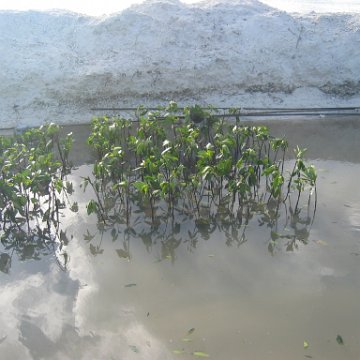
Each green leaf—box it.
[54,178,64,193]
[86,199,98,215]
[133,181,148,194]
[182,338,192,342]
[173,349,185,355]
[304,340,309,349]
[315,240,328,246]
[193,351,209,358]
[336,335,344,345]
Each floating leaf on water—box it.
[125,283,137,288]
[129,345,140,353]
[182,338,192,342]
[173,349,185,355]
[187,328,195,335]
[193,351,209,358]
[336,335,344,345]
[303,340,309,349]
[315,240,328,246]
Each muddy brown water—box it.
[1,117,360,359]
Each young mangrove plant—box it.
[84,103,317,231]
[0,123,75,249]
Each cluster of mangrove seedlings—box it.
[0,103,317,262]
[0,123,75,248]
[83,103,317,233]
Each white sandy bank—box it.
[0,0,359,128]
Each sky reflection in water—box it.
[1,119,360,359]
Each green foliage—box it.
[0,123,74,245]
[0,106,318,263]
[84,103,317,226]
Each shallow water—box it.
[1,118,360,359]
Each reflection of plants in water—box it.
[84,103,317,234]
[259,197,314,255]
[0,124,75,271]
[83,190,316,260]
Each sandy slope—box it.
[0,0,359,128]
